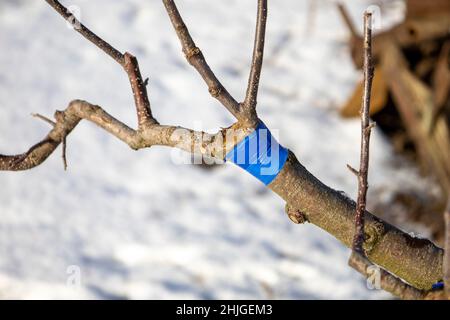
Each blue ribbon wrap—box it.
[225,121,289,185]
[432,281,444,290]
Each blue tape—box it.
[225,121,289,185]
[432,281,444,290]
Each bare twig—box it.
[242,0,267,120]
[44,0,124,65]
[346,164,359,176]
[352,12,375,254]
[61,135,68,170]
[344,12,439,300]
[162,0,241,120]
[32,113,56,126]
[44,0,155,128]
[124,53,157,127]
[0,100,245,171]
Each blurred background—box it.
[0,0,448,299]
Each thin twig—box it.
[62,135,68,170]
[352,12,374,254]
[32,113,56,126]
[44,0,125,65]
[124,53,157,127]
[161,0,241,120]
[44,0,155,128]
[346,164,359,177]
[243,0,267,119]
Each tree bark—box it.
[269,152,443,290]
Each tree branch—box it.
[32,112,69,169]
[44,0,155,128]
[124,53,158,128]
[242,0,267,120]
[0,100,245,171]
[161,0,242,121]
[270,152,443,291]
[352,12,375,254]
[44,0,125,65]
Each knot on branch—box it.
[185,46,201,60]
[363,219,385,254]
[54,110,65,122]
[285,204,308,224]
[123,52,137,70]
[208,85,223,98]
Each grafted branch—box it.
[270,152,443,291]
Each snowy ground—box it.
[0,0,428,299]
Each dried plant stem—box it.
[352,12,375,254]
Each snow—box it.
[0,0,424,299]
